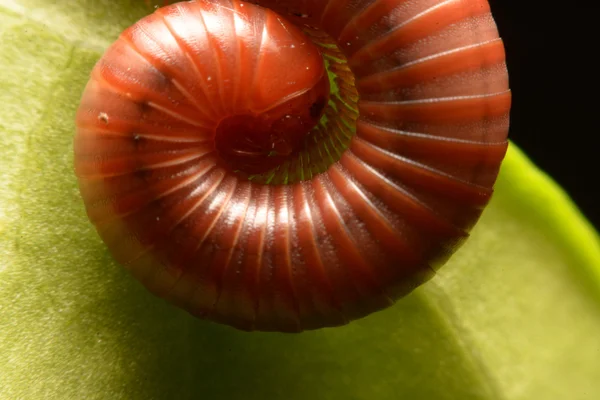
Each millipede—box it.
[74,0,511,332]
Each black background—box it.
[488,1,598,230]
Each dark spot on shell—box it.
[146,64,171,89]
[132,133,143,148]
[291,12,310,18]
[310,97,326,118]
[134,168,152,182]
[137,101,151,116]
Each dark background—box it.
[487,1,598,230]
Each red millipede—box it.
[74,0,511,332]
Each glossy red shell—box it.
[74,0,511,332]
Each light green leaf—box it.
[1,1,599,399]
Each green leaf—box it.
[1,1,599,399]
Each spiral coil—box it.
[74,0,510,332]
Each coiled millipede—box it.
[74,0,510,332]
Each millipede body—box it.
[74,0,511,332]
